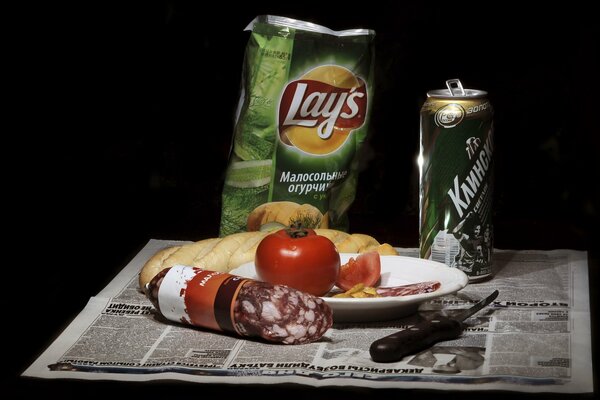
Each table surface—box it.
[10,217,597,399]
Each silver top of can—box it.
[427,79,487,99]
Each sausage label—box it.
[157,265,248,334]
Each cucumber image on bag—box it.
[220,15,376,236]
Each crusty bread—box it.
[138,245,181,291]
[314,229,398,255]
[138,229,398,290]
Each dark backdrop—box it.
[11,2,598,397]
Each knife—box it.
[369,290,499,363]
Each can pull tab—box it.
[446,79,465,96]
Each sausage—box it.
[233,280,333,344]
[375,281,441,297]
[145,265,333,344]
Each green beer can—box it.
[419,79,494,281]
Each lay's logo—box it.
[278,65,367,155]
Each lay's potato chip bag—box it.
[220,15,375,236]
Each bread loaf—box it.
[138,229,398,290]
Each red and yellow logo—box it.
[278,65,367,155]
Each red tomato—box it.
[335,251,381,291]
[255,228,340,296]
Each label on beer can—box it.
[419,80,494,281]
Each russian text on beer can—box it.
[419,79,494,281]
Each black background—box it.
[10,2,598,398]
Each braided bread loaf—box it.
[138,229,397,290]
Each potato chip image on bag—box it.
[220,15,375,236]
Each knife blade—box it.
[369,290,499,363]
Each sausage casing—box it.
[146,265,333,344]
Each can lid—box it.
[427,79,487,99]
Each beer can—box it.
[419,79,494,281]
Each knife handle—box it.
[369,316,464,363]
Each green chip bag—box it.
[220,15,376,236]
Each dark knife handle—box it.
[369,316,464,363]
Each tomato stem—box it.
[286,222,309,238]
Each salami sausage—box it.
[375,281,441,297]
[145,265,332,344]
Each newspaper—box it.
[23,240,593,393]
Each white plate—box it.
[230,254,468,322]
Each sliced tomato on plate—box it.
[335,251,381,291]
